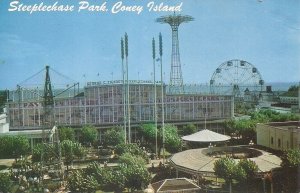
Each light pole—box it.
[121,38,126,143]
[249,140,254,146]
[125,33,131,143]
[152,38,158,156]
[159,33,165,164]
[205,96,208,130]
[208,142,213,154]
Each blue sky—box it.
[0,0,299,89]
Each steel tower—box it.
[42,66,64,182]
[43,65,54,135]
[156,13,194,94]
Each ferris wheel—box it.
[210,59,264,97]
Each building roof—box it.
[0,129,51,138]
[151,178,200,193]
[182,129,231,142]
[259,121,300,132]
[169,147,282,176]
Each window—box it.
[271,137,274,145]
[278,139,281,148]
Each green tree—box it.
[13,136,30,160]
[115,143,148,161]
[119,152,147,166]
[233,165,247,183]
[139,123,156,142]
[288,85,299,92]
[32,143,57,163]
[282,149,300,168]
[224,119,256,144]
[59,127,75,141]
[67,169,99,193]
[164,124,182,153]
[139,123,181,155]
[61,140,85,169]
[238,159,259,181]
[119,153,151,191]
[104,169,126,192]
[86,162,125,192]
[103,127,125,146]
[139,123,159,154]
[80,154,150,192]
[235,159,259,192]
[249,109,299,123]
[214,157,236,183]
[280,149,300,193]
[214,157,236,193]
[181,124,197,136]
[80,125,98,145]
[0,136,15,158]
[0,135,30,160]
[214,158,259,192]
[32,143,43,162]
[0,173,12,193]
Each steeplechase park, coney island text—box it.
[7,1,183,14]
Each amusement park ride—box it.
[210,59,264,99]
[156,13,194,94]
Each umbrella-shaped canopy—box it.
[151,178,200,193]
[181,129,231,142]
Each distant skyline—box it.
[0,0,299,89]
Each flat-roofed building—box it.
[257,121,300,151]
[6,81,234,135]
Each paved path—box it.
[0,158,14,166]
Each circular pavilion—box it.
[169,146,282,178]
[177,129,282,177]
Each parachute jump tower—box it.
[156,13,194,94]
